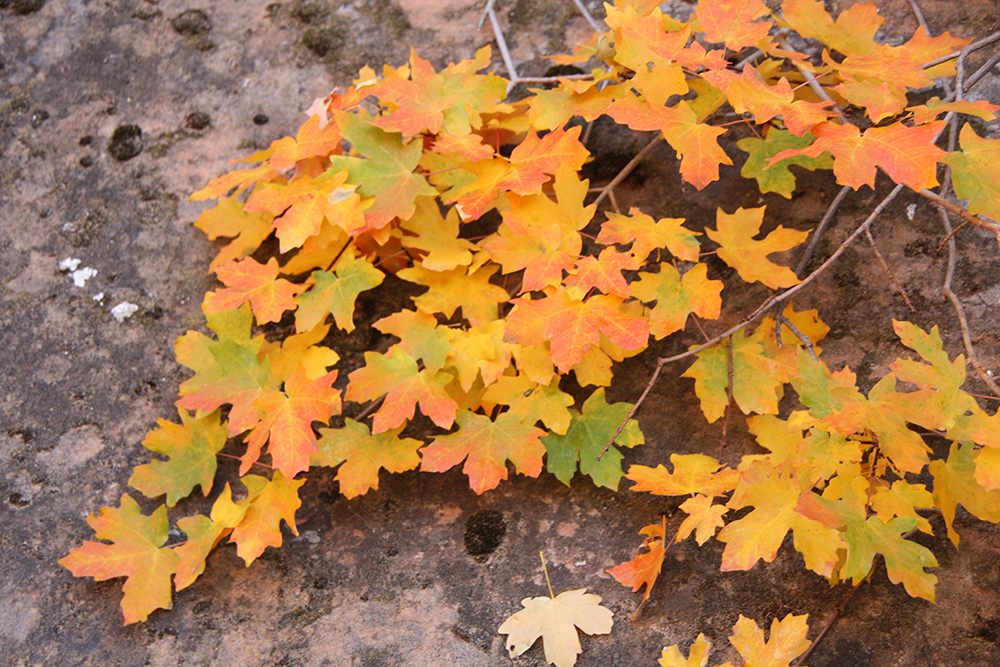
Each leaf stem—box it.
[540,551,555,598]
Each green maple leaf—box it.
[128,410,227,507]
[737,129,833,198]
[374,308,453,375]
[541,388,644,490]
[941,124,1000,222]
[295,251,385,333]
[929,442,1000,545]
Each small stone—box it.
[171,9,211,36]
[107,124,143,161]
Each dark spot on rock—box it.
[252,113,269,126]
[107,124,143,161]
[386,547,398,557]
[79,156,94,167]
[464,509,506,557]
[192,600,212,615]
[5,0,45,15]
[10,98,30,114]
[79,135,92,146]
[171,9,211,36]
[185,111,211,130]
[313,577,328,590]
[8,493,29,507]
[145,305,164,319]
[105,102,117,115]
[131,1,161,20]
[301,22,345,58]
[29,108,48,128]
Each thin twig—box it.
[918,189,1000,243]
[794,185,851,278]
[776,312,819,361]
[570,0,605,33]
[591,135,662,208]
[864,227,916,312]
[719,337,734,461]
[792,584,864,666]
[920,30,1000,70]
[602,185,907,452]
[480,0,520,94]
[906,0,932,35]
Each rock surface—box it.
[2,1,1000,665]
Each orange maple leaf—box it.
[420,410,546,494]
[369,50,458,137]
[229,471,304,566]
[599,208,700,262]
[269,113,343,171]
[695,0,773,51]
[607,518,667,609]
[203,257,305,325]
[313,419,424,499]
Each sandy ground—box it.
[2,0,1000,665]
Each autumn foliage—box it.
[62,5,1000,664]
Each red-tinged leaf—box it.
[263,321,340,384]
[203,257,305,325]
[189,162,274,201]
[175,305,275,436]
[941,124,1000,222]
[193,197,274,271]
[768,120,946,191]
[542,388,645,489]
[508,126,590,176]
[737,129,833,198]
[397,264,511,327]
[506,291,650,373]
[777,0,881,56]
[328,111,436,228]
[706,206,806,289]
[368,50,458,137]
[269,114,343,171]
[908,97,999,126]
[59,495,180,624]
[173,484,250,590]
[626,453,738,497]
[695,0,772,51]
[830,44,935,92]
[527,80,625,131]
[374,308,452,375]
[719,463,843,576]
[229,471,304,566]
[831,79,907,124]
[728,614,811,667]
[608,96,732,190]
[312,419,423,499]
[599,208,700,262]
[295,251,385,333]
[128,410,226,507]
[345,346,459,433]
[702,66,793,124]
[630,263,723,339]
[677,494,729,545]
[607,519,666,603]
[420,410,546,494]
[929,443,1000,545]
[564,248,638,298]
[431,132,495,161]
[243,368,341,478]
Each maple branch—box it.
[603,185,907,453]
[776,312,819,362]
[864,227,916,312]
[905,0,932,36]
[792,583,864,667]
[570,0,605,33]
[719,337,735,461]
[917,189,1000,241]
[794,185,851,277]
[591,135,662,208]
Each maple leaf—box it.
[420,410,546,494]
[346,346,459,433]
[295,251,384,333]
[768,120,946,192]
[599,208,700,262]
[564,248,638,298]
[678,494,730,545]
[941,124,1000,222]
[398,264,511,327]
[481,373,575,434]
[718,462,844,577]
[908,97,1000,126]
[173,484,250,590]
[189,162,275,201]
[399,197,477,271]
[683,328,784,423]
[268,113,343,171]
[59,495,180,624]
[328,111,436,228]
[706,206,807,290]
[728,614,811,667]
[607,518,666,605]
[659,633,712,667]
[626,453,738,497]
[499,588,614,667]
[696,0,773,52]
[528,79,625,131]
[506,291,650,374]
[203,257,305,325]
[929,442,1000,546]
[777,0,881,56]
[368,50,458,137]
[229,471,305,566]
[831,79,907,124]
[608,95,732,190]
[193,196,274,271]
[312,418,423,499]
[737,130,833,198]
[243,367,341,478]
[263,322,340,384]
[128,410,226,507]
[374,308,452,375]
[888,320,968,431]
[541,388,644,490]
[443,320,512,392]
[175,305,275,436]
[631,263,723,339]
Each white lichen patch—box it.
[58,257,81,271]
[110,301,139,322]
[71,267,97,287]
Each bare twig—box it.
[570,0,605,33]
[918,189,1000,244]
[792,584,864,666]
[794,185,852,278]
[864,227,916,312]
[719,337,734,461]
[906,0,932,35]
[920,30,1000,70]
[776,312,819,361]
[602,184,907,453]
[591,135,662,208]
